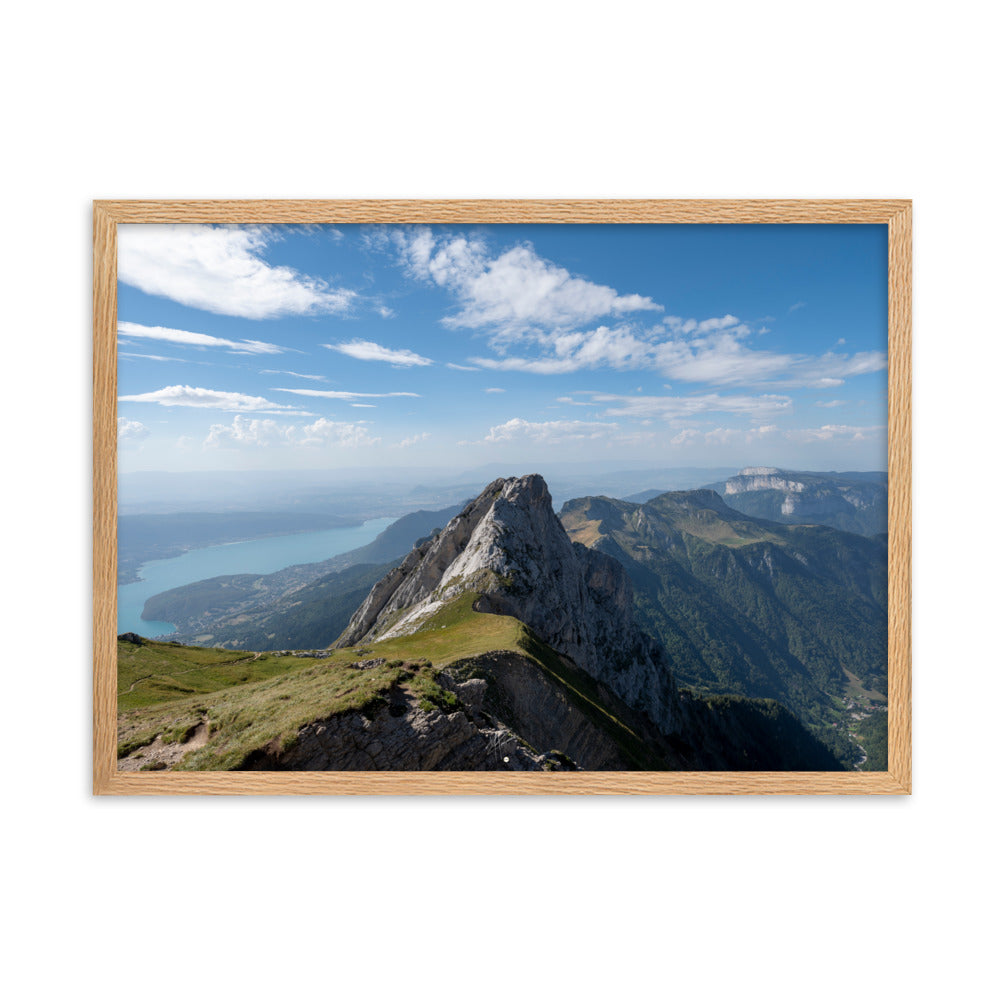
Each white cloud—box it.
[118,320,283,355]
[118,225,356,319]
[259,369,327,381]
[669,428,702,446]
[661,314,751,337]
[670,422,883,448]
[815,399,847,408]
[204,416,297,448]
[446,362,479,372]
[672,425,779,446]
[118,384,312,414]
[119,351,194,363]
[393,431,430,448]
[471,325,654,374]
[652,333,792,384]
[786,424,885,442]
[272,387,420,400]
[668,424,777,447]
[117,417,149,442]
[379,227,661,337]
[483,417,622,445]
[350,403,376,408]
[566,390,793,422]
[204,415,379,449]
[484,387,505,393]
[461,313,886,390]
[652,335,886,389]
[298,418,379,448]
[323,339,433,367]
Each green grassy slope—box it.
[118,638,314,712]
[118,595,541,769]
[117,585,843,772]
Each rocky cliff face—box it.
[248,651,645,771]
[336,474,681,736]
[249,679,556,771]
[720,468,888,534]
[724,469,807,497]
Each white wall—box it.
[4,3,995,997]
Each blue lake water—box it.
[116,517,396,636]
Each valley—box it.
[560,488,888,765]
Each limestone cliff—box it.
[720,467,888,534]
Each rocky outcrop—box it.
[244,677,572,771]
[725,470,807,497]
[444,651,636,769]
[336,475,681,736]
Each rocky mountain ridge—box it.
[336,474,681,735]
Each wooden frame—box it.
[94,199,911,795]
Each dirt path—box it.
[117,717,211,771]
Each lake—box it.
[116,517,396,636]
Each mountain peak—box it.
[336,474,680,734]
[334,474,564,647]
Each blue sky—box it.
[117,222,888,473]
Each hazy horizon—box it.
[118,461,887,518]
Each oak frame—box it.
[93,199,912,795]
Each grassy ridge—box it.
[118,658,413,767]
[117,590,845,772]
[118,593,675,771]
[117,595,536,769]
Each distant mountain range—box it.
[119,474,890,772]
[702,467,888,536]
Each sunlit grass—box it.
[117,640,316,712]
[117,594,530,770]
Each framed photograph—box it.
[93,200,911,795]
